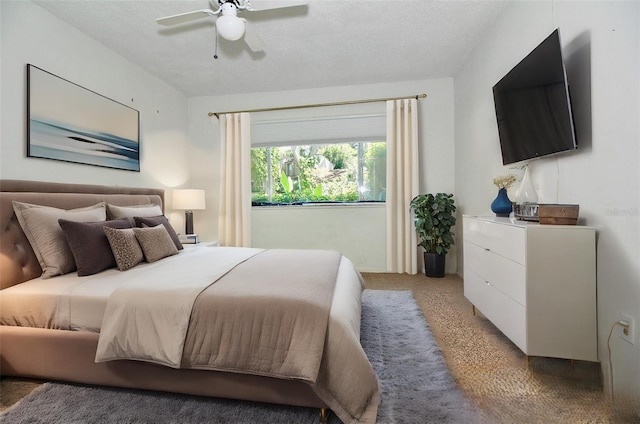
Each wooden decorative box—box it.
[538,204,579,225]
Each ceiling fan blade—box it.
[156,9,217,26]
[243,22,265,52]
[247,0,308,12]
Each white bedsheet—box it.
[0,244,229,332]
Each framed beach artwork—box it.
[27,64,140,171]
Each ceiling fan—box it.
[156,0,308,53]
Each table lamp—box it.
[173,189,206,235]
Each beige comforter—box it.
[95,247,264,367]
[95,247,379,423]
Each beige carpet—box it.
[363,273,623,424]
[0,273,631,423]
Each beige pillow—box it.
[106,204,162,224]
[133,225,179,263]
[104,227,144,271]
[12,201,106,279]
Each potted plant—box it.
[409,193,457,278]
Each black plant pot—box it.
[424,252,445,278]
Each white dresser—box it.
[463,216,598,362]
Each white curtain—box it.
[386,99,419,274]
[218,113,251,247]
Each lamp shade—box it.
[173,189,206,211]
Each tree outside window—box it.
[251,141,386,205]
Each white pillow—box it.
[12,201,106,279]
[106,204,162,224]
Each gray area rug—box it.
[1,290,482,423]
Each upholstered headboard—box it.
[0,180,164,289]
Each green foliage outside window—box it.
[251,142,386,205]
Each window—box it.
[251,141,386,205]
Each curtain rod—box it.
[208,93,427,118]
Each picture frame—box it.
[27,64,140,172]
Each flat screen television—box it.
[493,29,577,165]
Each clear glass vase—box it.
[515,165,538,205]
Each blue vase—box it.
[491,188,512,217]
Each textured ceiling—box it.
[35,0,509,97]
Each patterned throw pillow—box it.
[133,225,179,263]
[104,227,144,271]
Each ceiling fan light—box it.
[217,15,245,41]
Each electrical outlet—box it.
[619,313,635,345]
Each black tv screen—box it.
[493,29,577,165]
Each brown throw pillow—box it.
[104,227,144,271]
[133,225,179,263]
[59,219,132,276]
[134,215,183,250]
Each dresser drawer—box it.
[463,218,526,265]
[464,268,527,352]
[464,241,526,306]
[463,216,597,361]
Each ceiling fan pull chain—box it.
[214,29,219,59]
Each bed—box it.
[0,180,380,424]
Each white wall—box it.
[455,0,640,413]
[0,1,190,199]
[252,204,386,272]
[187,78,456,272]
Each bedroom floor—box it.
[364,273,631,424]
[1,273,633,423]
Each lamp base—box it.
[185,210,194,235]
